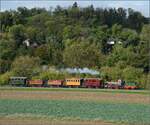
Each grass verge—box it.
[0,87,149,95]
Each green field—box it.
[0,87,150,125]
[0,99,150,124]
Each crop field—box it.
[0,87,150,125]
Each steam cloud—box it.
[62,68,99,75]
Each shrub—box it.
[0,71,14,86]
[100,66,122,81]
[122,66,143,83]
[11,56,41,78]
[32,71,70,80]
[137,74,150,89]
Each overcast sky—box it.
[1,0,149,17]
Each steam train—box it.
[9,77,138,89]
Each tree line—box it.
[0,2,149,88]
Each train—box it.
[9,77,138,90]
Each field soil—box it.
[0,117,116,125]
[0,90,150,104]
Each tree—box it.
[17,7,29,17]
[111,24,122,38]
[122,66,143,82]
[101,65,143,83]
[63,41,104,68]
[9,24,26,47]
[140,24,150,42]
[0,11,13,32]
[127,8,148,31]
[34,44,50,65]
[0,71,14,85]
[138,74,150,89]
[25,26,37,42]
[100,66,123,81]
[63,25,90,41]
[93,25,110,54]
[72,2,78,8]
[138,24,150,72]
[34,36,63,66]
[106,44,134,66]
[120,28,139,47]
[11,56,41,78]
[0,59,11,74]
[0,39,16,60]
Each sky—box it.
[1,0,149,17]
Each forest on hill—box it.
[0,2,149,88]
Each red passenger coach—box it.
[28,80,43,87]
[83,78,103,88]
[47,80,63,87]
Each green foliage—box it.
[0,71,14,85]
[9,24,26,47]
[122,66,143,82]
[128,8,148,31]
[140,24,150,42]
[33,36,63,65]
[101,65,144,84]
[63,41,103,68]
[137,74,150,89]
[120,28,139,46]
[101,63,149,89]
[111,24,122,38]
[137,24,150,72]
[0,39,16,60]
[101,66,122,81]
[34,44,50,64]
[32,71,68,80]
[0,59,11,74]
[107,44,134,66]
[25,27,38,42]
[0,5,149,88]
[11,56,41,78]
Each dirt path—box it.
[0,117,116,125]
[0,90,150,104]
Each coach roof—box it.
[10,77,27,79]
